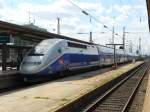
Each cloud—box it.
[0,0,4,9]
[0,0,149,54]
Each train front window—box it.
[28,39,56,56]
[22,61,41,65]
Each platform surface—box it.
[0,62,143,112]
[0,70,18,77]
[0,67,18,76]
[142,67,150,112]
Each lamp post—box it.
[112,26,114,44]
[57,17,60,35]
[106,43,124,69]
[77,32,105,43]
[125,31,141,56]
[82,10,93,43]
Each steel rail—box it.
[121,63,149,112]
[82,63,148,112]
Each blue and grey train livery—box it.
[20,39,133,77]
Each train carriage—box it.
[20,39,134,78]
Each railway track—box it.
[80,62,149,112]
[126,67,149,112]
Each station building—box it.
[0,23,46,69]
[0,23,47,45]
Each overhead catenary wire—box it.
[67,0,122,37]
[67,0,109,28]
[26,0,123,38]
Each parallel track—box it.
[81,62,149,112]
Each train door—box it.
[96,45,101,66]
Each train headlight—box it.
[59,58,64,64]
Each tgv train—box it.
[20,39,133,78]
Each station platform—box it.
[142,67,150,112]
[0,61,143,112]
[0,70,18,76]
[0,67,18,76]
[0,67,20,90]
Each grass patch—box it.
[22,96,28,99]
[61,98,69,102]
[34,96,50,100]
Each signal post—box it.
[106,44,124,69]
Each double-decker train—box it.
[20,39,134,79]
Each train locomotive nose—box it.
[20,56,43,74]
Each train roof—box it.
[42,38,126,54]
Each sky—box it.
[0,0,149,55]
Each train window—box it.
[28,39,55,56]
[23,61,41,65]
[58,48,62,53]
[67,42,87,49]
[28,48,44,56]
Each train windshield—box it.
[28,39,57,56]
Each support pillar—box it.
[2,44,7,71]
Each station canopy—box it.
[146,0,150,30]
[0,20,91,44]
